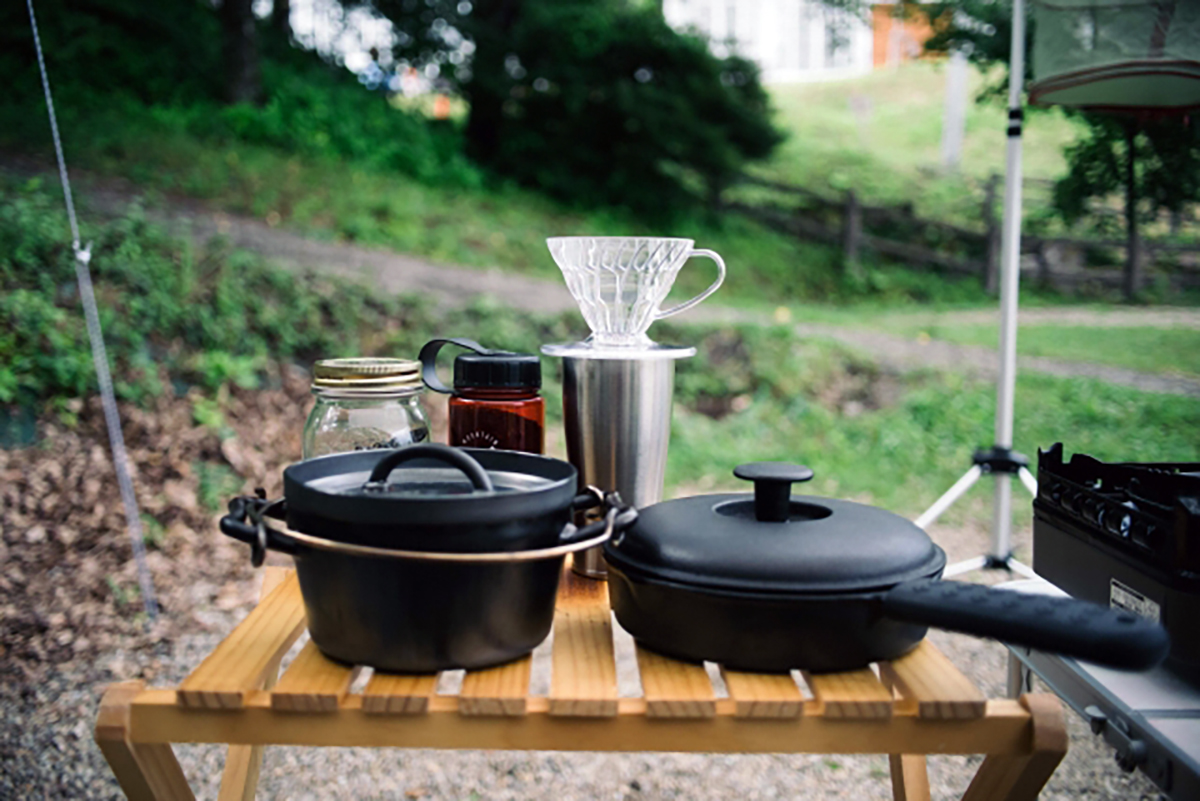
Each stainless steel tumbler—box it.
[559,351,689,578]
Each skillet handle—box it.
[882,580,1169,671]
[220,496,299,564]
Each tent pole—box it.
[991,0,1026,565]
[921,0,1037,580]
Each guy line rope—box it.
[25,0,158,618]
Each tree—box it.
[924,0,1200,300]
[274,0,292,39]
[221,0,263,105]
[0,0,222,106]
[1054,117,1200,298]
[359,0,783,214]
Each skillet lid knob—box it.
[733,463,814,523]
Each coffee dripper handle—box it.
[654,249,726,320]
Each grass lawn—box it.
[661,321,1200,524]
[762,63,1083,229]
[885,323,1200,377]
[756,300,1199,377]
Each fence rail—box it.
[728,174,1200,296]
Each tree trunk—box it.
[464,0,521,164]
[273,0,291,38]
[1124,124,1141,301]
[221,0,261,105]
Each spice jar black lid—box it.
[453,351,541,390]
[420,337,542,393]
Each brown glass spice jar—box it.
[419,338,545,455]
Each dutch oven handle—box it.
[559,492,638,546]
[364,444,494,493]
[220,494,300,566]
[572,484,606,513]
[882,580,1170,671]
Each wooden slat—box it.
[880,641,987,720]
[363,673,438,715]
[178,572,306,709]
[804,668,893,719]
[459,656,533,716]
[270,641,361,712]
[719,668,803,719]
[130,691,1039,754]
[218,566,291,801]
[255,566,292,603]
[549,569,618,717]
[635,645,715,718]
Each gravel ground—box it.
[0,523,1167,800]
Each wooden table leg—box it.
[882,664,932,801]
[960,694,1067,801]
[95,681,195,801]
[218,566,292,801]
[890,754,931,801]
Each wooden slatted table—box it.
[96,564,1068,801]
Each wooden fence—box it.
[726,175,1200,296]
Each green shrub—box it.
[0,3,478,189]
[0,178,419,405]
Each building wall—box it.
[662,0,875,83]
[871,5,936,68]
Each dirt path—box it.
[796,324,1200,397]
[49,171,1200,398]
[928,306,1200,330]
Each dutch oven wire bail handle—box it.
[418,337,497,394]
[363,444,495,493]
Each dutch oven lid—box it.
[604,463,945,594]
[284,445,576,528]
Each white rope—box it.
[26,0,158,619]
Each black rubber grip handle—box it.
[882,580,1169,671]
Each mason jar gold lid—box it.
[312,358,422,396]
[314,357,420,379]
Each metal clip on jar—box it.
[302,358,430,459]
[420,338,544,455]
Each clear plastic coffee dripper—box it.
[544,236,725,352]
[542,236,726,578]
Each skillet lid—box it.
[604,463,945,594]
[284,445,576,528]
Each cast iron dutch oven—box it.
[220,444,636,673]
[604,462,1169,673]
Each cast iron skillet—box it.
[604,462,1170,673]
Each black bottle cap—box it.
[453,351,541,390]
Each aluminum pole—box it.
[990,0,1026,562]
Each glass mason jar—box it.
[302,358,430,459]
